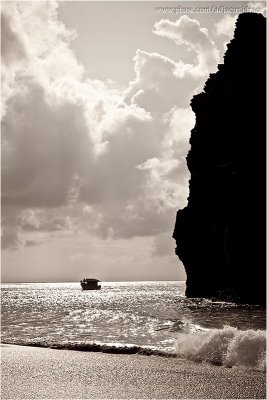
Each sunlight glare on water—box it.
[1,281,265,353]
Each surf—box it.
[175,324,266,371]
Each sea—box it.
[1,281,266,371]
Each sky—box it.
[2,1,265,282]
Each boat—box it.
[80,278,101,290]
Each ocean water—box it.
[1,281,266,370]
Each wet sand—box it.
[1,344,265,399]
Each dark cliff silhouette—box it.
[173,13,266,305]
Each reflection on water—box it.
[1,281,265,350]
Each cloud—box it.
[151,232,177,258]
[20,209,72,232]
[125,50,185,113]
[125,16,220,117]
[124,50,201,113]
[77,105,195,239]
[25,240,39,248]
[1,1,90,248]
[214,15,237,37]
[1,11,27,65]
[1,8,27,117]
[1,226,21,250]
[2,2,94,212]
[248,1,267,16]
[166,107,195,156]
[2,80,93,208]
[2,2,220,252]
[1,1,83,117]
[153,15,220,76]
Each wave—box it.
[170,319,210,333]
[2,324,266,371]
[175,325,266,371]
[1,339,175,358]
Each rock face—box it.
[173,13,266,305]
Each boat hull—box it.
[81,284,101,290]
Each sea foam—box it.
[175,325,266,371]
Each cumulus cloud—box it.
[1,11,27,65]
[124,50,201,113]
[2,80,93,208]
[125,15,220,118]
[1,1,83,117]
[2,2,220,255]
[2,1,91,209]
[214,15,237,37]
[248,1,267,16]
[165,107,195,157]
[1,1,112,247]
[153,15,220,76]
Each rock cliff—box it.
[173,13,266,305]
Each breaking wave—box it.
[1,339,174,358]
[3,323,266,371]
[2,282,266,371]
[175,325,266,371]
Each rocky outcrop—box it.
[173,13,266,305]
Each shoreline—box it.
[1,344,266,399]
[1,340,175,358]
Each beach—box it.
[1,344,265,399]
